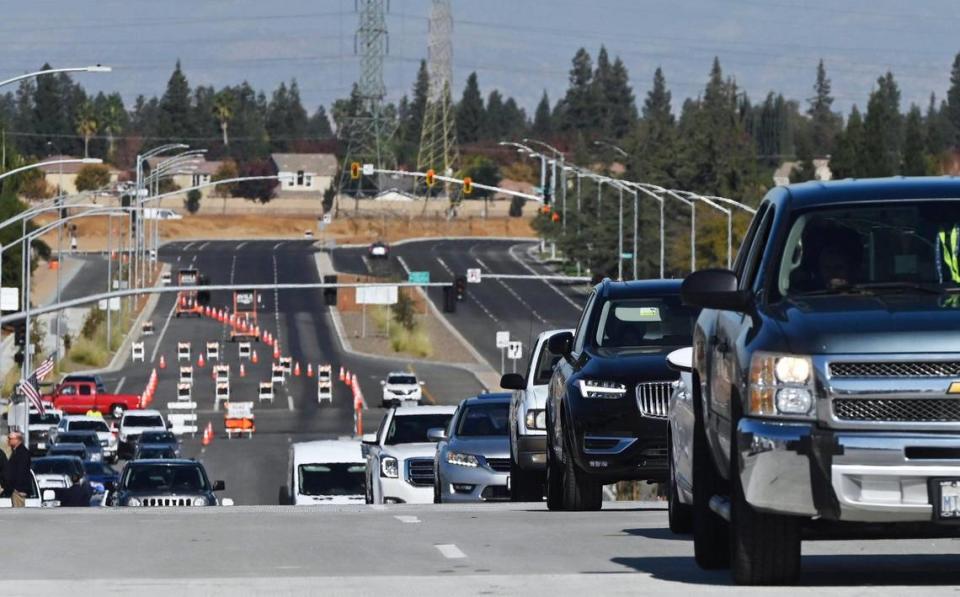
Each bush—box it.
[20,176,54,199]
[211,160,239,198]
[185,189,202,214]
[81,307,105,340]
[63,333,72,353]
[75,164,112,192]
[69,337,109,367]
[389,326,432,358]
[509,196,526,217]
[391,291,417,331]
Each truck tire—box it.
[545,433,564,511]
[365,474,374,504]
[433,474,442,504]
[110,404,127,419]
[692,403,730,569]
[668,432,693,534]
[730,431,801,585]
[510,458,543,502]
[562,434,602,511]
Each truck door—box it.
[77,383,96,413]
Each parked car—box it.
[431,393,511,503]
[50,430,105,463]
[545,279,698,511]
[56,415,118,463]
[363,405,457,504]
[47,442,93,463]
[108,459,230,507]
[281,440,366,505]
[117,410,168,459]
[380,372,424,407]
[83,461,120,494]
[500,329,574,501]
[367,241,389,259]
[134,444,178,460]
[28,408,63,456]
[678,178,960,584]
[137,430,181,457]
[46,380,141,418]
[32,456,86,492]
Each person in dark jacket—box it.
[0,447,7,495]
[59,473,92,507]
[5,431,32,507]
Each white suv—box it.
[380,372,423,407]
[363,405,456,504]
[118,409,168,460]
[56,415,119,463]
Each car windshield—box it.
[456,402,509,437]
[532,343,562,385]
[593,297,696,350]
[83,462,117,476]
[123,465,207,492]
[778,202,960,297]
[33,459,82,476]
[29,413,61,425]
[58,434,99,447]
[68,420,109,432]
[387,375,417,385]
[140,432,176,443]
[124,416,164,428]
[49,446,85,458]
[385,414,453,445]
[138,447,175,459]
[298,464,365,496]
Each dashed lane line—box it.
[183,242,196,251]
[114,376,126,393]
[435,544,466,559]
[508,243,582,311]
[236,241,248,250]
[394,515,421,524]
[150,300,178,362]
[197,241,210,251]
[474,256,547,325]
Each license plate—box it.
[934,479,960,520]
[37,442,46,449]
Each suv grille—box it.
[406,458,434,487]
[636,381,672,418]
[141,496,193,507]
[833,398,960,423]
[484,458,511,473]
[830,361,960,378]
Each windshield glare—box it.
[456,403,509,437]
[298,464,365,496]
[593,297,696,349]
[123,465,207,492]
[779,202,960,296]
[385,414,453,445]
[124,416,164,428]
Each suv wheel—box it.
[365,473,374,504]
[433,474,442,504]
[692,403,730,569]
[545,433,563,510]
[561,435,602,511]
[730,429,801,585]
[510,457,542,502]
[668,432,693,533]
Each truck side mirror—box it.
[361,433,378,445]
[427,428,447,442]
[681,269,752,312]
[547,331,574,357]
[500,373,525,390]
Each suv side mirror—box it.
[681,269,751,312]
[213,480,226,491]
[547,331,574,357]
[500,373,525,391]
[666,347,693,373]
[427,428,447,442]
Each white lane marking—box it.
[114,376,126,393]
[466,290,500,325]
[435,544,466,559]
[150,300,178,362]
[190,254,196,264]
[396,255,411,275]
[394,515,421,524]
[222,255,237,346]
[473,257,490,271]
[272,250,293,412]
[473,254,547,325]
[197,241,210,251]
[370,504,387,511]
[435,256,454,276]
[273,242,285,251]
[236,241,248,250]
[183,242,196,251]
[508,243,582,310]
[360,255,373,274]
[176,255,181,263]
[286,389,295,412]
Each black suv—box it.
[545,279,697,510]
[108,459,226,507]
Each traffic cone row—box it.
[339,366,345,382]
[198,353,206,368]
[159,355,166,369]
[239,363,246,378]
[251,350,259,364]
[306,364,313,378]
[141,368,159,408]
[273,344,281,360]
[294,362,301,377]
[201,422,214,446]
[344,371,353,388]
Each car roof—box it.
[126,458,198,466]
[387,371,416,377]
[594,278,683,300]
[34,455,83,463]
[62,415,105,422]
[292,439,364,466]
[461,392,512,406]
[393,405,457,415]
[780,176,960,209]
[123,409,163,417]
[49,443,87,451]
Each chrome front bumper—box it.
[738,418,960,522]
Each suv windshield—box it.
[30,413,61,425]
[57,433,100,447]
[123,464,207,492]
[593,297,696,350]
[778,202,960,297]
[298,464,365,496]
[67,420,109,432]
[140,431,176,443]
[387,375,417,385]
[123,416,164,428]
[456,402,509,437]
[33,459,83,476]
[385,414,453,445]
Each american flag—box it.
[19,374,44,416]
[33,354,56,382]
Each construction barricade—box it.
[224,402,255,439]
[177,341,191,362]
[131,341,145,363]
[206,341,219,361]
[258,382,274,403]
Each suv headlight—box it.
[446,452,479,467]
[192,496,208,507]
[578,380,627,399]
[524,409,546,430]
[749,353,815,418]
[126,497,141,507]
[380,456,399,478]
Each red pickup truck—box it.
[46,381,141,418]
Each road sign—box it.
[496,331,510,348]
[356,285,399,305]
[621,252,634,259]
[466,268,481,284]
[507,341,522,360]
[408,271,430,284]
[0,287,18,311]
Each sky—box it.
[3,0,960,120]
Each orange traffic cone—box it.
[307,364,313,378]
[201,423,212,446]
[159,355,166,369]
[254,325,260,338]
[344,371,352,387]
[239,363,246,378]
[294,362,301,377]
[273,345,280,360]
[339,366,345,382]
[251,350,259,364]
[198,353,206,368]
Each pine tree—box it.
[158,60,192,139]
[406,60,429,148]
[830,106,864,179]
[501,97,528,139]
[901,104,928,175]
[948,52,960,147]
[484,89,506,141]
[591,46,612,136]
[457,72,484,143]
[605,57,637,139]
[808,59,839,155]
[862,71,902,177]
[557,48,594,134]
[628,67,676,188]
[32,63,69,154]
[789,134,816,183]
[532,91,552,138]
[307,105,333,138]
[926,93,951,156]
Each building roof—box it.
[38,155,120,175]
[271,153,338,176]
[145,157,223,176]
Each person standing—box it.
[4,431,32,508]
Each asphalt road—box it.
[333,239,590,372]
[5,502,960,595]
[81,240,483,505]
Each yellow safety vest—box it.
[939,228,960,283]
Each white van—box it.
[282,440,366,505]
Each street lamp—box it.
[675,191,733,269]
[0,157,100,182]
[0,65,111,90]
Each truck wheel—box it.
[365,474,374,504]
[692,407,730,569]
[110,404,126,419]
[545,434,564,510]
[730,433,801,585]
[433,474,442,504]
[562,435,602,511]
[510,457,542,502]
[668,433,693,534]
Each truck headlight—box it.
[749,353,815,418]
[578,380,627,399]
[524,409,546,430]
[380,456,399,478]
[446,452,479,467]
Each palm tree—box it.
[100,95,126,161]
[75,102,98,158]
[213,91,235,146]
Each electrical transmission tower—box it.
[338,0,397,203]
[417,0,460,203]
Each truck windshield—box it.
[29,413,61,425]
[456,403,509,437]
[778,202,960,297]
[124,416,164,428]
[593,297,696,350]
[33,459,82,476]
[298,464,365,496]
[385,414,453,445]
[124,465,207,492]
[67,420,109,432]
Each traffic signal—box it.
[425,169,436,187]
[551,212,560,223]
[350,162,361,180]
[323,275,338,306]
[462,177,473,196]
[454,275,467,300]
[442,286,457,313]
